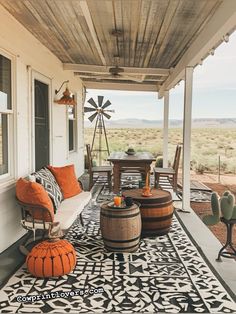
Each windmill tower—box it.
[84,96,114,166]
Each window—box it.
[68,105,77,152]
[0,54,12,176]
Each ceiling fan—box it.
[96,65,144,83]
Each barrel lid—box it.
[122,188,172,204]
[101,201,139,211]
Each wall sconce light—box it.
[54,80,76,105]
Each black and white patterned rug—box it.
[94,173,212,203]
[0,199,235,313]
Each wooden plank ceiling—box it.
[0,0,222,91]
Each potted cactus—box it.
[203,191,236,225]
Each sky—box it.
[85,31,236,121]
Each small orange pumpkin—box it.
[26,239,76,277]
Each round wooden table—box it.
[122,188,173,236]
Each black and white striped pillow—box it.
[32,168,63,212]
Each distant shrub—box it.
[155,156,163,168]
[190,159,197,170]
[195,163,205,174]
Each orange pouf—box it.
[26,240,76,277]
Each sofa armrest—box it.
[16,198,54,228]
[78,179,84,190]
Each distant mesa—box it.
[84,118,236,129]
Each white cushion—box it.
[54,191,91,230]
[21,219,51,230]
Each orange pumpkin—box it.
[26,240,76,277]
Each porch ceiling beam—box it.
[82,81,158,92]
[80,0,106,65]
[63,63,170,76]
[158,0,236,98]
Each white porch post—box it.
[163,91,169,167]
[182,67,193,210]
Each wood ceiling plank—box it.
[44,0,89,63]
[132,0,151,67]
[152,0,222,68]
[58,1,102,64]
[86,0,115,66]
[80,0,106,65]
[142,0,170,68]
[148,0,180,68]
[113,0,125,66]
[122,0,134,67]
[168,0,222,67]
[129,0,142,67]
[159,0,236,97]
[24,1,76,62]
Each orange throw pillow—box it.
[47,165,82,199]
[16,178,54,222]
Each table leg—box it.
[113,164,121,194]
[144,164,151,184]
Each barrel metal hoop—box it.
[141,201,173,208]
[142,213,173,222]
[102,235,140,243]
[101,212,140,219]
[105,243,139,251]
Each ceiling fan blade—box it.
[102,100,111,109]
[84,106,97,113]
[121,74,143,83]
[98,95,104,107]
[87,97,98,108]
[102,112,111,119]
[88,112,98,122]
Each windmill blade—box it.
[88,97,98,108]
[97,95,104,107]
[84,106,97,113]
[88,112,98,122]
[101,100,111,109]
[104,109,115,113]
[102,112,111,119]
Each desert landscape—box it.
[85,125,236,175]
[84,121,236,247]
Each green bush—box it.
[195,163,205,174]
[155,156,163,167]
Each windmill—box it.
[84,96,114,165]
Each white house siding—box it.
[0,6,84,252]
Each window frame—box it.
[67,99,77,153]
[0,50,15,182]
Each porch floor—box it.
[0,174,235,313]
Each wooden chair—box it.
[154,145,182,192]
[86,144,112,191]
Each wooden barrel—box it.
[100,202,141,252]
[122,189,174,236]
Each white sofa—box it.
[54,190,91,230]
[20,189,91,231]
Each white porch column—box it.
[182,66,193,210]
[163,91,169,167]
